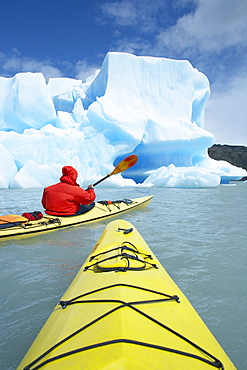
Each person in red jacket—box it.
[42,166,96,216]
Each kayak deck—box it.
[18,219,236,369]
[0,195,152,240]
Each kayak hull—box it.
[18,219,236,369]
[0,196,152,240]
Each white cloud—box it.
[205,73,247,146]
[11,47,21,56]
[99,0,247,60]
[1,53,64,81]
[74,59,100,81]
[109,36,152,55]
[100,1,138,27]
[98,0,173,33]
[0,52,101,83]
[2,55,22,71]
[157,0,247,53]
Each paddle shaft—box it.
[87,155,138,189]
[93,175,110,187]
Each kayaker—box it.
[41,166,96,216]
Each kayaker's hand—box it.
[87,184,94,189]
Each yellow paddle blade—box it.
[109,155,138,176]
[92,155,138,187]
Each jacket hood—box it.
[60,166,79,186]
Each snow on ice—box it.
[0,52,246,189]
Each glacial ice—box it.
[0,52,246,189]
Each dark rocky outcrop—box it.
[208,144,247,180]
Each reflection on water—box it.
[0,184,246,369]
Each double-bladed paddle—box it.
[90,154,138,188]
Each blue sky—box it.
[0,0,246,145]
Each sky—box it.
[0,0,246,146]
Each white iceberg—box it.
[0,52,245,189]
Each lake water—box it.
[0,183,246,369]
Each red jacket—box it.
[42,166,96,216]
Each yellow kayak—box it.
[0,195,152,240]
[18,219,236,369]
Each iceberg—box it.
[0,143,18,188]
[142,164,221,188]
[0,72,56,133]
[0,52,246,189]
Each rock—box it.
[208,144,247,180]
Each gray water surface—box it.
[0,184,246,369]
